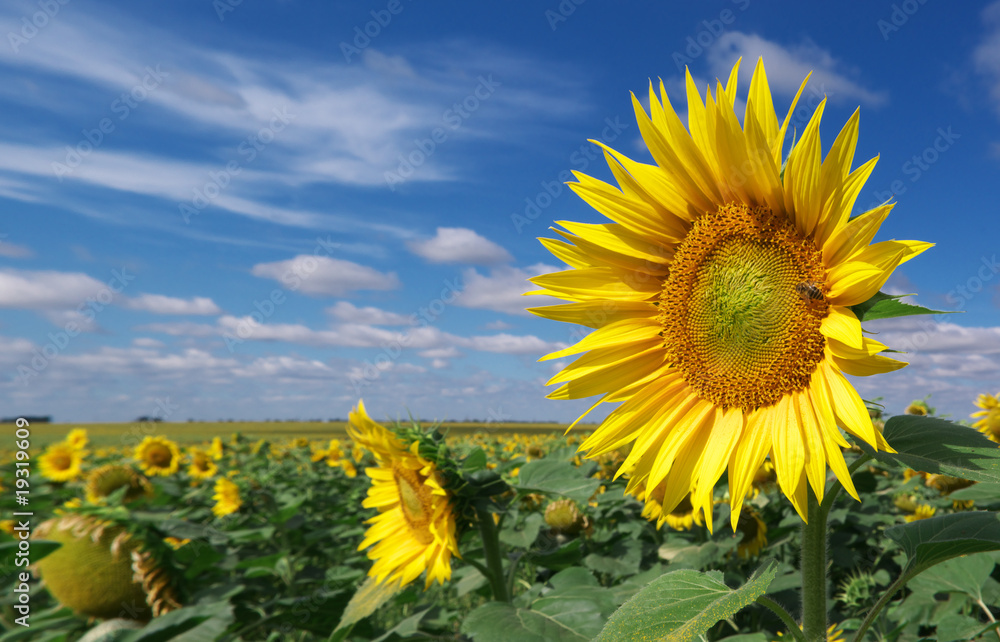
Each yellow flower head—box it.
[209,436,225,460]
[972,392,1000,443]
[187,448,218,480]
[212,478,242,517]
[528,58,930,530]
[39,441,86,482]
[134,436,181,476]
[904,503,937,522]
[348,401,459,590]
[66,428,89,449]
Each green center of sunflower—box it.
[658,203,828,411]
[393,465,434,544]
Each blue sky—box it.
[1,0,998,424]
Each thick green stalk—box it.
[801,488,828,642]
[476,505,510,602]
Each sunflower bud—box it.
[544,499,588,535]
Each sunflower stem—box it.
[475,505,510,603]
[801,488,828,642]
[756,596,804,642]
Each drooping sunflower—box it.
[39,441,86,482]
[134,436,181,477]
[212,478,242,517]
[85,464,153,504]
[972,392,1000,443]
[349,401,459,590]
[528,58,930,529]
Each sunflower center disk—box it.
[658,203,828,411]
[393,465,435,544]
[149,448,171,467]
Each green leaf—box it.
[117,601,234,642]
[335,576,404,633]
[527,538,583,571]
[595,561,778,642]
[908,552,997,603]
[885,512,1000,574]
[849,291,950,322]
[461,569,616,642]
[500,512,544,548]
[462,447,488,473]
[949,482,1000,503]
[371,607,432,642]
[514,459,601,506]
[859,416,1000,483]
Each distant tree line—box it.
[1,415,52,423]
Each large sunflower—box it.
[528,58,930,529]
[349,401,459,590]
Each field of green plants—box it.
[2,399,999,642]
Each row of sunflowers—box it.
[1,393,997,641]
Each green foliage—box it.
[596,562,778,642]
[2,409,999,641]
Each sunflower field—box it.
[1,392,999,642]
[4,58,1000,641]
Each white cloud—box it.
[457,264,564,316]
[975,2,1000,115]
[484,320,514,330]
[706,33,888,106]
[327,301,411,325]
[125,294,222,315]
[407,227,513,265]
[419,347,462,359]
[465,333,564,355]
[132,337,165,348]
[0,269,109,309]
[251,255,399,296]
[134,321,220,337]
[0,240,32,258]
